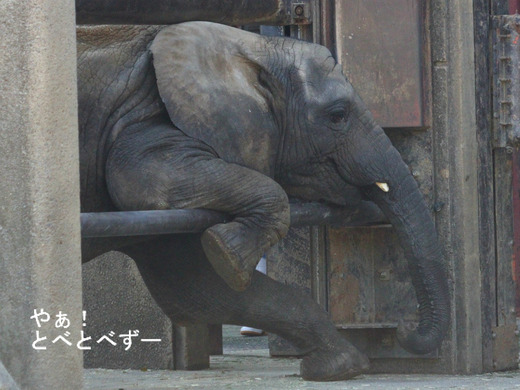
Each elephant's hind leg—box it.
[122,237,369,381]
[105,120,290,292]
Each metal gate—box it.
[76,0,520,374]
[268,0,520,374]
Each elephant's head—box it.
[151,22,450,355]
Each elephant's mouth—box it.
[331,152,392,197]
[284,182,365,208]
[281,157,370,207]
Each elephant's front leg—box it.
[122,236,370,381]
[106,121,290,291]
[197,158,290,291]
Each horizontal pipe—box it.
[76,0,293,25]
[81,202,386,238]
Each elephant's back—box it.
[76,25,160,47]
[77,25,165,212]
[76,25,163,140]
[76,26,161,105]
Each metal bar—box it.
[81,202,386,238]
[335,323,398,330]
[75,0,296,26]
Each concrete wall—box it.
[82,252,174,370]
[0,1,83,389]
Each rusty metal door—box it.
[267,0,520,372]
[327,0,434,360]
[268,0,435,359]
[334,0,430,128]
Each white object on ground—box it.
[240,257,267,336]
[240,326,265,336]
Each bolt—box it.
[412,170,420,178]
[378,269,392,281]
[433,201,445,213]
[294,5,304,16]
[492,332,497,339]
[381,336,393,348]
[506,146,514,154]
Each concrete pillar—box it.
[0,1,83,389]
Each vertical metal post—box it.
[430,0,482,374]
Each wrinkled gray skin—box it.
[79,22,450,381]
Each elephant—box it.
[78,22,450,381]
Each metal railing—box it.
[81,202,386,238]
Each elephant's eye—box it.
[329,110,347,125]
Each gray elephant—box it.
[79,22,450,381]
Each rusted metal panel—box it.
[328,225,439,359]
[335,0,430,128]
[327,227,418,327]
[491,323,519,370]
[327,227,377,325]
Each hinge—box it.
[492,15,520,149]
[290,1,312,25]
[491,323,519,371]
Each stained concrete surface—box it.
[84,325,520,390]
[0,0,83,388]
[83,253,174,370]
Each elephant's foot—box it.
[201,222,266,291]
[300,347,369,381]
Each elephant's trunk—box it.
[362,146,451,355]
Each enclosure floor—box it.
[85,325,520,390]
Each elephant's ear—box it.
[151,22,282,175]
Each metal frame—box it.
[76,0,313,26]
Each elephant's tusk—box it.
[375,182,390,192]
